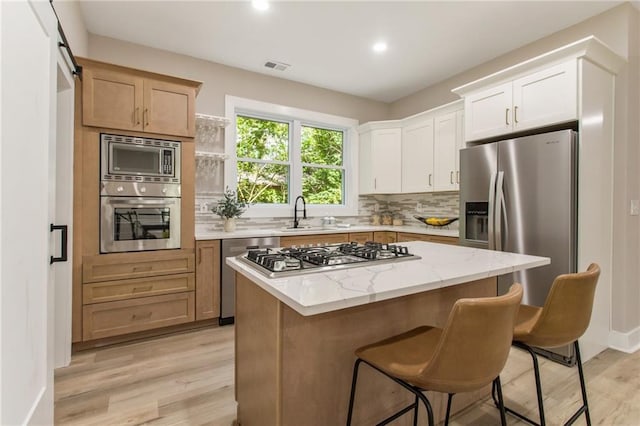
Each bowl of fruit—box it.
[414,215,459,227]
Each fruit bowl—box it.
[414,215,459,227]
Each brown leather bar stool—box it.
[493,263,600,426]
[346,283,523,426]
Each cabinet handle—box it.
[374,178,377,190]
[198,247,202,264]
[132,286,153,293]
[450,171,454,184]
[505,108,510,125]
[428,173,432,187]
[133,265,152,272]
[135,107,140,125]
[144,108,149,126]
[514,106,519,124]
[49,224,68,264]
[132,312,153,321]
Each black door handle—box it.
[50,224,68,264]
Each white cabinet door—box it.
[454,109,465,190]
[370,128,402,193]
[402,119,434,193]
[513,61,577,131]
[358,131,374,194]
[464,82,512,141]
[433,112,458,192]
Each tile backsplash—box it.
[194,115,459,231]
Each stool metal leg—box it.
[494,377,507,426]
[563,341,591,426]
[346,358,362,426]
[444,393,454,426]
[413,395,419,426]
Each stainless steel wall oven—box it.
[100,133,182,253]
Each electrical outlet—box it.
[631,200,639,216]
[373,203,379,212]
[416,202,423,213]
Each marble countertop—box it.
[196,224,459,240]
[226,241,549,316]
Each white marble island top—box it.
[226,241,549,316]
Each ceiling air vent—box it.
[264,61,290,71]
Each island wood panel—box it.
[195,240,221,320]
[235,274,496,426]
[373,231,397,244]
[280,233,350,247]
[83,273,194,304]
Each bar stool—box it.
[346,283,523,426]
[493,263,600,426]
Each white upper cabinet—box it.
[461,60,577,142]
[359,126,402,194]
[433,112,458,192]
[512,61,577,131]
[401,119,434,193]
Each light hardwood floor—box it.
[54,326,639,425]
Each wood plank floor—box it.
[54,326,640,425]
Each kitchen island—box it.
[226,241,549,425]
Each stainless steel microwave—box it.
[101,133,181,183]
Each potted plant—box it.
[212,188,248,232]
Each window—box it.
[225,96,359,218]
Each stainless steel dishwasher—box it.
[220,236,281,325]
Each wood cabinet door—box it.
[396,232,432,243]
[82,67,143,132]
[348,232,374,244]
[402,119,434,193]
[370,128,402,193]
[464,81,512,141]
[373,231,397,244]
[512,61,577,132]
[143,79,196,137]
[195,240,221,320]
[280,233,350,247]
[433,112,458,192]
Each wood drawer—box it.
[373,231,397,244]
[83,273,195,305]
[83,250,195,283]
[428,235,459,245]
[280,233,350,247]
[396,232,458,245]
[82,292,195,341]
[348,232,374,244]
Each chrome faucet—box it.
[293,195,307,228]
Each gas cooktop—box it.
[238,241,421,278]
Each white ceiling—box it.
[79,1,623,103]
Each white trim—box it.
[224,96,359,218]
[609,327,640,354]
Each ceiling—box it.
[79,1,623,103]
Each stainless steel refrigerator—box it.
[459,129,578,364]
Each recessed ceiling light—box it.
[252,0,269,11]
[372,42,387,53]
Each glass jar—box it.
[381,212,393,226]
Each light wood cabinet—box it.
[82,250,195,283]
[348,232,374,244]
[81,58,198,137]
[280,233,350,247]
[195,240,221,320]
[463,61,577,141]
[396,232,458,245]
[373,231,397,244]
[83,273,194,304]
[82,292,195,341]
[359,125,402,194]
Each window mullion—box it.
[291,120,302,202]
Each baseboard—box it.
[609,326,640,353]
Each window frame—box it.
[225,95,359,218]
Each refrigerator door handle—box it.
[495,171,505,251]
[488,172,497,250]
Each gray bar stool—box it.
[346,283,523,426]
[493,263,600,426]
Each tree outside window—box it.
[235,115,345,206]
